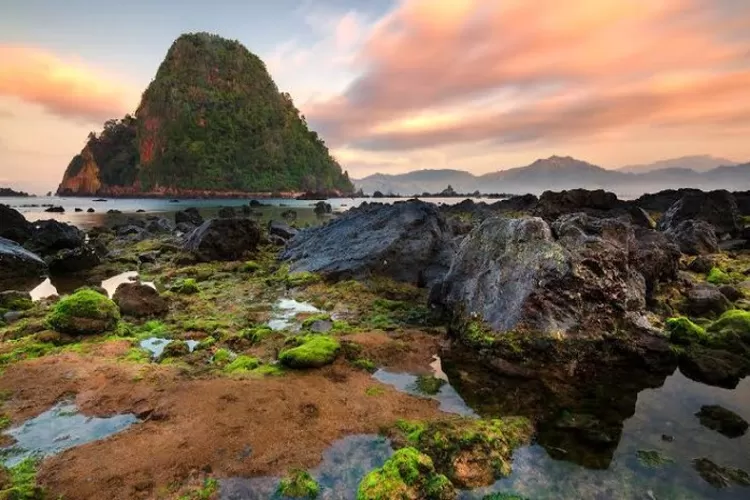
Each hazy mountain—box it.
[617,155,738,174]
[353,155,750,198]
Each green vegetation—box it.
[240,325,274,344]
[223,355,260,374]
[0,458,45,499]
[46,289,120,335]
[482,494,529,500]
[365,386,385,397]
[414,375,446,395]
[637,449,674,468]
[277,469,320,499]
[356,447,455,500]
[351,358,377,373]
[212,348,234,367]
[178,477,218,500]
[286,272,321,288]
[279,335,340,368]
[666,317,708,345]
[707,309,750,339]
[171,278,199,295]
[707,267,732,285]
[0,341,58,367]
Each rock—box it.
[281,200,454,288]
[138,251,160,264]
[664,219,719,255]
[48,245,101,274]
[3,311,24,324]
[113,283,169,318]
[0,237,46,284]
[719,285,743,302]
[695,405,748,438]
[46,289,120,334]
[269,235,286,246]
[107,209,122,214]
[145,216,174,234]
[658,190,741,237]
[632,188,702,213]
[25,220,84,255]
[682,284,732,317]
[693,458,750,488]
[175,222,195,234]
[314,201,332,216]
[184,218,261,261]
[74,208,83,212]
[175,207,203,226]
[136,209,145,213]
[268,220,298,241]
[44,206,65,213]
[281,209,297,221]
[160,340,190,359]
[218,206,237,218]
[279,335,340,368]
[308,320,333,333]
[249,200,264,207]
[0,290,33,310]
[688,255,719,274]
[534,189,621,221]
[489,193,538,213]
[0,204,32,243]
[679,347,749,388]
[631,228,681,297]
[87,208,95,213]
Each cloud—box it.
[0,46,138,124]
[307,0,750,152]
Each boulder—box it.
[268,220,298,241]
[184,218,261,261]
[86,208,95,213]
[664,219,719,255]
[632,188,702,213]
[682,284,732,317]
[489,194,538,213]
[218,206,237,218]
[281,200,454,288]
[658,190,741,237]
[175,207,203,226]
[145,216,175,234]
[0,204,32,243]
[314,201,332,216]
[688,255,719,274]
[44,206,64,213]
[679,348,749,388]
[113,283,169,317]
[25,220,84,255]
[48,245,101,274]
[630,228,681,297]
[695,405,748,438]
[719,285,743,302]
[0,290,33,311]
[281,209,298,221]
[0,237,46,285]
[533,189,621,221]
[46,289,120,335]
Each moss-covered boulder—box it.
[357,447,456,500]
[665,317,708,345]
[46,289,120,334]
[277,469,320,499]
[279,335,340,369]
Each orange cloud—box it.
[308,0,750,152]
[0,46,136,124]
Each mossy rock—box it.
[666,317,708,345]
[170,278,199,294]
[707,309,750,342]
[224,355,260,374]
[707,267,733,285]
[279,335,340,369]
[413,375,446,396]
[357,447,456,500]
[160,340,190,359]
[45,289,120,335]
[277,469,320,499]
[0,457,45,499]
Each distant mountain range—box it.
[353,155,750,197]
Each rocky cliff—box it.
[57,32,353,197]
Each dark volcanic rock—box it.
[632,188,702,213]
[0,237,46,285]
[664,219,719,255]
[693,458,750,488]
[658,190,741,237]
[145,216,175,234]
[489,194,538,213]
[682,284,731,317]
[679,348,749,389]
[282,200,454,288]
[175,207,203,226]
[113,283,169,317]
[534,189,621,221]
[0,204,32,243]
[695,405,748,438]
[631,227,681,297]
[218,206,237,218]
[44,206,64,213]
[718,285,743,302]
[688,255,719,274]
[314,201,332,216]
[25,220,84,255]
[48,245,101,274]
[184,218,261,261]
[86,208,95,213]
[268,220,298,241]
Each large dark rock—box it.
[113,282,169,317]
[533,189,621,221]
[695,405,748,438]
[175,207,203,226]
[314,201,332,216]
[268,220,298,241]
[282,200,454,288]
[0,237,46,287]
[489,194,538,213]
[145,216,175,234]
[682,284,732,317]
[184,218,261,261]
[658,190,741,237]
[664,219,719,255]
[0,204,32,243]
[632,188,702,213]
[48,245,101,274]
[25,220,84,255]
[630,228,681,297]
[679,348,750,388]
[218,206,237,218]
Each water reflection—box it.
[267,298,320,331]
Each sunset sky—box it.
[2,0,750,194]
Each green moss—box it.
[286,272,321,288]
[414,375,446,396]
[637,449,674,468]
[250,364,285,377]
[279,335,340,369]
[482,494,529,500]
[707,267,732,285]
[356,447,455,500]
[277,469,320,499]
[240,261,260,273]
[463,320,496,348]
[122,347,151,364]
[368,314,397,331]
[223,355,260,374]
[135,320,171,339]
[195,336,216,350]
[171,278,199,295]
[0,342,58,367]
[666,317,708,345]
[708,309,750,337]
[301,314,332,329]
[240,325,274,344]
[351,358,377,373]
[46,289,120,335]
[365,386,385,397]
[0,457,45,499]
[0,414,11,430]
[0,297,33,312]
[212,348,233,367]
[396,419,427,444]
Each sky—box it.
[1,0,750,194]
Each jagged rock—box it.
[145,216,174,234]
[719,285,743,302]
[682,284,732,317]
[633,188,702,213]
[184,218,261,261]
[658,190,741,237]
[281,200,454,288]
[113,283,169,317]
[693,458,750,488]
[679,348,749,389]
[48,246,101,274]
[533,189,621,221]
[314,201,332,216]
[218,206,237,218]
[664,219,719,255]
[695,405,748,438]
[138,251,160,264]
[0,204,32,243]
[688,255,719,274]
[489,193,538,213]
[44,206,64,213]
[630,228,681,297]
[175,207,203,226]
[25,220,84,255]
[0,237,46,285]
[268,220,298,241]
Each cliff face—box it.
[57,32,353,197]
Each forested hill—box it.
[57,32,353,197]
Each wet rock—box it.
[184,218,261,261]
[658,190,741,237]
[44,205,64,213]
[719,285,743,302]
[3,311,23,324]
[688,255,719,274]
[268,235,286,246]
[308,320,333,333]
[145,216,174,234]
[175,207,203,226]
[48,245,101,274]
[552,413,619,447]
[174,222,195,234]
[631,228,681,297]
[25,219,84,255]
[138,251,160,264]
[218,206,237,218]
[268,220,298,241]
[0,204,32,243]
[682,284,731,317]
[113,283,169,318]
[314,201,332,216]
[281,200,454,288]
[86,208,95,213]
[679,347,749,389]
[74,208,83,212]
[693,458,750,488]
[695,405,748,438]
[0,237,46,284]
[664,219,719,255]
